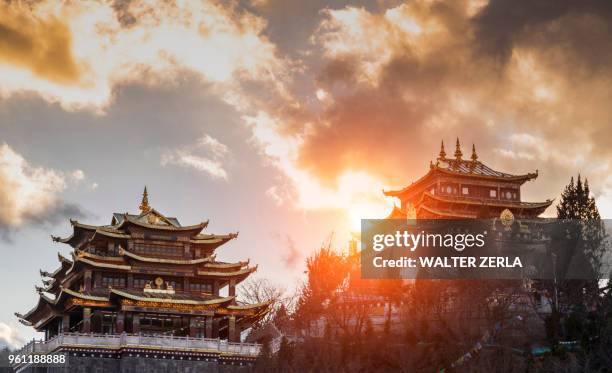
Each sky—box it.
[1,0,612,346]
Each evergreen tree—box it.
[556,176,576,219]
[551,174,606,345]
[557,175,601,220]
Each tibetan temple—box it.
[14,188,268,371]
[384,139,553,219]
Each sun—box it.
[347,199,395,232]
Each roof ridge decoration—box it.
[40,270,52,278]
[454,137,463,161]
[57,252,71,264]
[118,214,208,232]
[439,140,446,160]
[139,186,151,213]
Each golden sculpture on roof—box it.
[139,186,151,213]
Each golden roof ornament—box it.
[139,186,151,213]
[471,143,478,162]
[439,140,446,159]
[454,137,463,160]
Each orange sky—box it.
[2,0,612,344]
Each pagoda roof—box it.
[118,247,214,265]
[89,227,130,241]
[41,253,73,278]
[65,254,132,275]
[197,266,257,284]
[108,289,235,306]
[197,266,257,276]
[419,192,553,210]
[53,213,229,248]
[384,157,538,199]
[435,158,537,180]
[191,232,238,244]
[17,287,238,328]
[68,250,251,277]
[417,204,481,219]
[19,287,109,324]
[112,211,180,227]
[51,221,97,246]
[201,260,250,269]
[227,301,271,311]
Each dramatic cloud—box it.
[161,134,231,180]
[4,0,612,227]
[0,322,24,349]
[247,0,612,220]
[0,2,79,84]
[0,143,85,238]
[0,0,289,111]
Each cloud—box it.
[244,0,612,224]
[70,169,85,182]
[161,134,230,180]
[5,0,612,227]
[0,143,85,238]
[0,322,24,349]
[0,2,79,84]
[0,0,289,111]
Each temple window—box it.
[505,191,512,199]
[462,187,469,195]
[134,243,181,257]
[490,189,497,198]
[190,280,213,293]
[446,186,452,194]
[101,275,126,288]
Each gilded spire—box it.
[439,140,446,159]
[471,143,478,162]
[454,137,462,160]
[139,186,151,213]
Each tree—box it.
[239,278,285,328]
[293,244,350,332]
[557,175,601,220]
[545,174,607,345]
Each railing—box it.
[14,333,261,357]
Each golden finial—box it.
[139,186,151,213]
[439,140,446,159]
[454,137,462,160]
[471,143,478,162]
